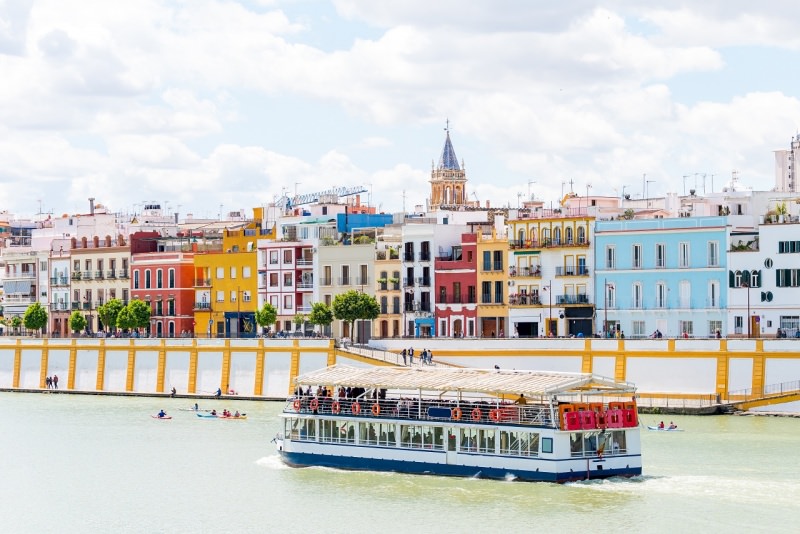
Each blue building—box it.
[594,216,727,338]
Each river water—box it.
[1,392,797,534]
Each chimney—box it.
[89,197,95,215]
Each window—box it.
[494,281,503,304]
[481,281,492,304]
[269,251,279,264]
[679,242,690,268]
[157,269,163,289]
[707,241,719,267]
[341,265,350,285]
[632,283,642,309]
[708,320,722,337]
[632,244,642,269]
[145,270,151,289]
[605,246,616,269]
[655,283,666,308]
[268,272,278,287]
[242,291,251,302]
[750,270,760,288]
[243,266,251,278]
[778,241,800,253]
[216,291,224,302]
[283,250,292,264]
[482,251,491,271]
[565,227,573,245]
[553,227,561,246]
[541,437,553,454]
[679,280,690,309]
[632,320,646,337]
[679,320,693,336]
[708,281,719,308]
[284,295,293,309]
[168,269,175,288]
[734,316,743,335]
[230,266,237,279]
[493,250,503,271]
[606,283,616,309]
[577,226,586,244]
[134,270,140,289]
[216,267,224,279]
[40,261,47,272]
[284,273,293,287]
[655,244,666,268]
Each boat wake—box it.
[255,455,289,470]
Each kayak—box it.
[151,415,172,420]
[647,425,683,432]
[179,408,212,412]
[196,413,219,418]
[219,415,247,420]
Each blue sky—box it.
[2,1,800,219]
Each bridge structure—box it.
[725,379,800,410]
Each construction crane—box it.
[274,185,368,212]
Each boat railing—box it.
[284,396,556,427]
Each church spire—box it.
[437,119,461,171]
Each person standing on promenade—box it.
[401,348,407,366]
[46,376,52,389]
[53,375,59,389]
[409,347,414,365]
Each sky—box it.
[2,1,800,220]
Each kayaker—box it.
[211,409,217,416]
[158,409,167,418]
[658,421,665,429]
[668,422,677,429]
[234,410,240,417]
[193,403,199,411]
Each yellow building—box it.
[507,204,594,337]
[193,208,272,337]
[475,228,509,337]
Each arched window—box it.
[553,227,561,245]
[578,226,586,244]
[565,227,573,244]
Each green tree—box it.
[127,300,152,331]
[97,298,124,333]
[332,290,380,344]
[254,302,278,335]
[11,316,22,335]
[69,311,87,335]
[308,302,334,335]
[23,303,48,336]
[293,312,306,333]
[116,306,136,332]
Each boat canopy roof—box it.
[293,365,636,397]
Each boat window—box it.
[499,430,540,457]
[611,430,626,453]
[459,428,495,453]
[320,419,350,444]
[570,433,584,456]
[541,437,553,454]
[291,418,315,441]
[400,424,424,448]
[359,422,394,446]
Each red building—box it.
[130,233,196,337]
[434,233,478,338]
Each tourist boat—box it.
[274,365,642,482]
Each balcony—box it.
[510,238,590,249]
[71,303,81,310]
[403,252,415,262]
[392,306,401,314]
[556,294,590,305]
[118,269,129,279]
[338,277,351,286]
[319,277,332,286]
[510,266,541,278]
[419,251,431,262]
[509,294,541,306]
[296,259,313,267]
[297,279,314,290]
[82,271,93,280]
[555,266,590,277]
[194,278,212,287]
[50,276,70,286]
[194,302,212,310]
[106,270,116,279]
[416,277,431,287]
[355,276,370,286]
[95,271,104,279]
[439,295,477,305]
[403,277,414,288]
[50,303,70,312]
[71,272,82,281]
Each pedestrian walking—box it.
[46,376,52,389]
[409,347,414,364]
[401,348,407,366]
[53,374,59,389]
[428,350,433,365]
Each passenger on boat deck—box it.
[515,393,527,405]
[658,421,665,429]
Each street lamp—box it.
[542,281,552,337]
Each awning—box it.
[4,280,32,294]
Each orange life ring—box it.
[371,403,381,416]
[293,399,301,412]
[331,401,341,414]
[489,409,501,422]
[451,407,463,421]
[471,408,482,421]
[309,398,319,411]
[351,402,361,415]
